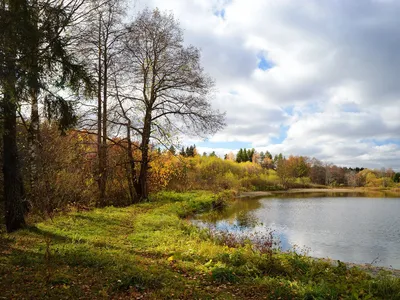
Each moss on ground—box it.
[1,191,400,299]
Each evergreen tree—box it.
[0,0,91,232]
[247,148,255,162]
[186,145,195,157]
[180,147,186,156]
[192,145,198,156]
[394,173,400,183]
[236,148,243,162]
[242,148,247,161]
[168,145,176,155]
[260,151,265,161]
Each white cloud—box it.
[130,0,400,170]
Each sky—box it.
[131,0,400,170]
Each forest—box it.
[1,0,400,299]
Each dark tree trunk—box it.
[1,1,26,231]
[126,121,138,203]
[137,111,151,201]
[3,90,26,232]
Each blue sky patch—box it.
[302,101,323,114]
[195,140,252,150]
[341,103,360,113]
[214,8,225,19]
[283,105,295,116]
[257,53,274,71]
[270,125,288,144]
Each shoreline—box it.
[238,188,364,198]
[317,257,400,278]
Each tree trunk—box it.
[3,89,26,233]
[101,40,108,205]
[137,111,151,201]
[97,17,106,206]
[126,121,137,203]
[28,82,40,203]
[1,1,26,231]
[27,10,42,207]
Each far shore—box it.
[238,188,364,198]
[238,187,400,198]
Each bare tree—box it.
[120,9,225,200]
[112,76,139,203]
[76,0,126,205]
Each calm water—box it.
[195,192,400,268]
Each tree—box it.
[236,148,243,162]
[168,145,176,155]
[120,9,225,200]
[0,0,92,231]
[252,151,260,164]
[394,172,400,183]
[276,156,294,189]
[184,144,196,157]
[180,147,186,157]
[242,148,249,162]
[21,0,90,205]
[309,158,326,185]
[77,0,126,205]
[0,0,28,232]
[225,151,235,161]
[247,148,255,162]
[286,156,310,178]
[236,148,253,163]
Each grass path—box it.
[1,191,400,299]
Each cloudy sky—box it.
[132,0,400,170]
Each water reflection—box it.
[195,193,400,268]
[236,211,258,228]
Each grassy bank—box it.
[1,191,400,299]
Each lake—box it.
[194,192,400,269]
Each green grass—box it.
[1,191,400,299]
